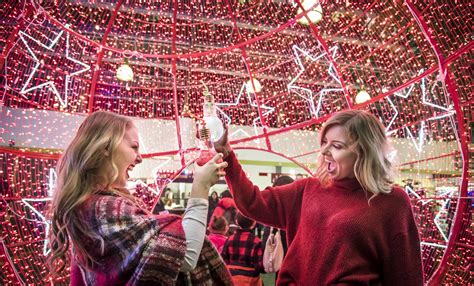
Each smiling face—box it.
[320,125,358,181]
[112,124,142,188]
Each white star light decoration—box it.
[287,44,345,118]
[21,168,56,256]
[18,27,90,108]
[420,187,456,249]
[405,184,432,205]
[385,70,455,153]
[215,82,275,142]
[433,187,455,243]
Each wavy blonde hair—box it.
[47,111,136,274]
[315,110,394,198]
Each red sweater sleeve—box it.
[224,151,305,229]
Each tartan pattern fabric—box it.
[71,193,232,285]
[221,228,264,277]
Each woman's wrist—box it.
[190,181,210,199]
[220,144,232,159]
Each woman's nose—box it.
[136,153,143,164]
[321,145,330,156]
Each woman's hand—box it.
[191,153,228,199]
[213,127,232,159]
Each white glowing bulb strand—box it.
[287,44,344,118]
[64,32,91,107]
[421,242,447,249]
[384,69,456,154]
[215,82,275,143]
[355,90,370,104]
[385,68,455,156]
[405,120,425,153]
[19,30,63,99]
[405,185,432,205]
[48,168,57,197]
[21,198,52,255]
[19,29,90,108]
[117,63,134,82]
[433,187,456,242]
[201,80,224,142]
[420,74,455,121]
[297,0,323,25]
[385,69,424,135]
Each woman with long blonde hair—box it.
[48,111,232,285]
[215,109,423,285]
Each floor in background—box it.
[261,273,276,286]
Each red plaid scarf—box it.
[70,193,233,285]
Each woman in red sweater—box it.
[215,110,423,285]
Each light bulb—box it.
[245,78,262,93]
[195,122,222,166]
[355,90,371,104]
[203,115,224,142]
[297,0,323,25]
[201,80,224,142]
[117,63,134,81]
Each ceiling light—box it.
[297,0,323,25]
[355,89,371,104]
[116,59,134,82]
[245,78,262,93]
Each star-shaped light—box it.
[216,82,275,143]
[433,187,455,243]
[63,32,90,107]
[420,187,456,250]
[421,74,455,121]
[287,44,345,118]
[21,168,56,256]
[385,70,455,153]
[19,27,90,108]
[405,184,432,205]
[385,69,422,135]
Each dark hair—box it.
[220,190,232,198]
[210,216,228,232]
[273,175,294,187]
[236,212,255,229]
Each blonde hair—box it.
[47,111,136,274]
[315,110,394,198]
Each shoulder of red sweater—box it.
[374,185,413,211]
[388,185,410,201]
[296,177,321,188]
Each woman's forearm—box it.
[180,198,208,271]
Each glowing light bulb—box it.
[355,89,371,104]
[201,81,224,142]
[117,60,134,82]
[297,0,323,25]
[245,78,262,93]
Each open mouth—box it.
[126,165,135,179]
[326,160,336,174]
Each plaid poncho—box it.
[70,192,233,285]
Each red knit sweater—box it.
[225,152,423,286]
